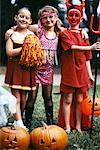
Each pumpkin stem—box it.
[7,123,16,130]
[41,121,48,129]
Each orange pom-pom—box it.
[19,34,43,67]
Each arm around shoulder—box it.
[28,24,38,33]
[5,28,14,41]
[81,29,89,39]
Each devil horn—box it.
[81,0,85,8]
[66,0,71,8]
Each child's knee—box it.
[77,98,83,104]
[63,93,72,104]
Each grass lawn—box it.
[1,85,100,150]
[29,85,100,150]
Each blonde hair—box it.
[38,5,58,17]
[17,7,31,17]
[38,5,63,33]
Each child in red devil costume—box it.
[58,0,100,133]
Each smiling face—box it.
[67,8,82,28]
[40,11,57,29]
[15,8,32,29]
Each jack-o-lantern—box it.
[0,125,30,150]
[30,122,68,150]
[81,97,100,116]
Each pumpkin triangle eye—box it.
[89,100,91,103]
[13,137,17,142]
[7,136,9,140]
[95,103,98,106]
[52,138,56,143]
[41,139,45,144]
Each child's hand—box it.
[88,76,94,88]
[56,18,64,31]
[5,26,17,41]
[96,42,100,50]
[5,29,14,40]
[11,25,17,30]
[91,42,100,50]
[81,30,88,39]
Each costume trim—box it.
[4,84,36,91]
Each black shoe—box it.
[24,120,31,131]
[45,105,53,125]
[24,107,33,131]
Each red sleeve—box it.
[85,50,92,60]
[84,39,92,60]
[60,29,75,51]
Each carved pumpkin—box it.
[81,97,100,116]
[0,125,30,150]
[30,122,68,150]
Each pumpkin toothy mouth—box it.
[0,126,30,150]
